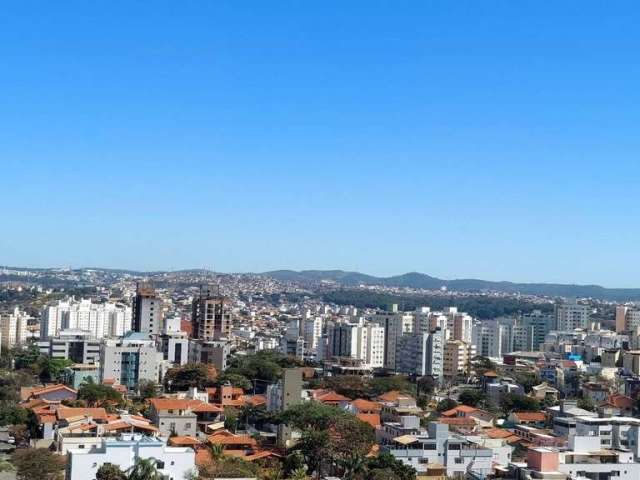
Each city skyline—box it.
[4,2,640,285]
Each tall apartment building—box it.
[303,316,323,352]
[192,285,231,340]
[522,310,555,351]
[473,320,504,358]
[327,321,385,368]
[37,329,101,364]
[0,307,31,349]
[616,306,640,333]
[396,328,444,379]
[443,340,475,378]
[132,283,163,335]
[371,311,413,370]
[40,299,131,340]
[100,332,159,390]
[444,307,473,343]
[555,299,590,331]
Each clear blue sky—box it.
[2,2,640,286]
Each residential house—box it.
[67,434,195,480]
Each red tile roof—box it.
[607,393,634,410]
[356,413,381,428]
[512,411,547,422]
[351,399,382,412]
[56,407,108,421]
[316,391,350,403]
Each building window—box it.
[455,458,463,464]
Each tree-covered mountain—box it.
[262,269,640,301]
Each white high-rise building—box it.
[0,307,31,349]
[327,321,385,368]
[371,311,413,370]
[40,299,132,340]
[303,316,323,352]
[473,320,504,359]
[555,299,590,331]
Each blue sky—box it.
[2,1,640,286]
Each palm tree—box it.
[339,453,366,480]
[127,457,162,480]
[208,442,225,461]
[287,467,309,480]
[0,459,15,473]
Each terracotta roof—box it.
[483,371,498,377]
[317,391,350,403]
[195,448,212,466]
[351,399,382,412]
[208,433,258,447]
[441,405,478,417]
[377,390,404,402]
[191,403,223,413]
[148,398,208,411]
[437,417,477,427]
[57,407,108,421]
[169,436,202,446]
[244,395,266,407]
[356,413,381,428]
[21,384,77,401]
[607,394,634,409]
[512,411,547,422]
[483,428,514,439]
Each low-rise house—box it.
[347,399,382,429]
[582,382,610,404]
[207,430,281,462]
[67,434,195,480]
[508,411,548,428]
[148,398,222,437]
[377,415,422,445]
[206,385,246,408]
[20,384,77,404]
[530,382,560,404]
[310,390,350,408]
[598,393,634,417]
[55,411,158,453]
[376,391,423,423]
[513,425,565,448]
[440,405,495,428]
[382,422,493,478]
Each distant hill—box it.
[262,269,640,301]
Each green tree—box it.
[13,344,44,374]
[96,463,127,480]
[500,393,540,414]
[11,448,65,480]
[279,402,375,477]
[199,457,260,479]
[164,363,215,392]
[137,380,159,400]
[436,398,458,412]
[287,467,309,480]
[458,389,486,407]
[0,404,28,426]
[224,407,239,433]
[365,452,416,480]
[577,396,596,412]
[40,357,73,383]
[417,376,436,397]
[513,372,542,394]
[77,378,124,408]
[127,457,161,480]
[216,372,252,391]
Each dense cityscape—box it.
[0,266,639,480]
